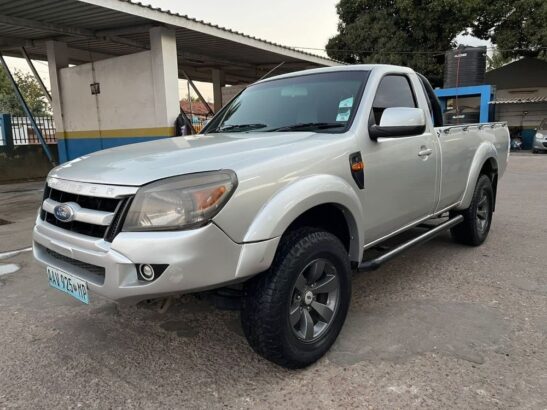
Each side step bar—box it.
[357,215,464,272]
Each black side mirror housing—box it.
[369,124,426,140]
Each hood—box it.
[50,132,325,186]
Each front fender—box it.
[456,142,498,210]
[243,174,364,262]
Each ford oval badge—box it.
[53,203,75,223]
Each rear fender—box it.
[243,175,364,262]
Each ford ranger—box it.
[33,65,509,368]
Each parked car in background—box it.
[33,65,510,368]
[533,119,547,153]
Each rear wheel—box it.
[241,228,351,369]
[450,174,493,246]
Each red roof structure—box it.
[180,100,214,117]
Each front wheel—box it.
[241,228,351,369]
[450,174,494,246]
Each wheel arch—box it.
[456,144,499,211]
[243,175,364,263]
[281,202,360,262]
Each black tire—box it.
[241,228,351,369]
[532,149,539,154]
[450,174,494,246]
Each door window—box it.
[370,75,417,125]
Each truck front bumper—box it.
[33,217,279,303]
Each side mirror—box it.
[369,107,426,140]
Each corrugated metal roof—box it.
[0,0,337,83]
[489,96,547,104]
[119,0,333,62]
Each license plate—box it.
[47,266,89,304]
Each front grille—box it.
[40,185,132,241]
[46,186,120,212]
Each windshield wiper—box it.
[213,123,268,133]
[267,122,346,132]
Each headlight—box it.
[536,133,544,139]
[123,171,237,231]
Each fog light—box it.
[139,264,155,281]
[136,263,168,282]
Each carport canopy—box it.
[0,0,337,84]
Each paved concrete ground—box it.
[0,155,546,409]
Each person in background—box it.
[175,111,194,136]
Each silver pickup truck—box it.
[33,65,509,368]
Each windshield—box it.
[204,71,369,134]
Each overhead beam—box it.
[178,65,257,85]
[0,36,36,50]
[62,46,117,62]
[179,52,312,74]
[53,34,146,50]
[0,14,147,51]
[178,51,256,70]
[0,14,95,37]
[1,43,116,64]
[95,24,157,37]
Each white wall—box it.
[60,50,176,132]
[57,27,179,136]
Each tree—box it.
[0,68,50,116]
[472,0,547,60]
[486,50,513,71]
[326,0,481,86]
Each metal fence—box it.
[11,116,57,145]
[1,114,210,147]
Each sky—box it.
[4,0,489,101]
[138,0,340,56]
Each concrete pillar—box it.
[149,26,179,127]
[46,41,68,162]
[212,68,225,112]
[46,41,68,129]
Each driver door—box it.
[360,74,438,245]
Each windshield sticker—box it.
[336,97,354,121]
[339,97,354,108]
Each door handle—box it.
[418,148,433,157]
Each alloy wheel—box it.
[289,258,340,342]
[476,188,490,233]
